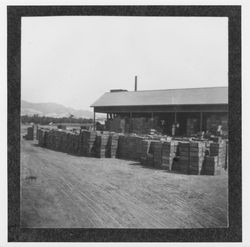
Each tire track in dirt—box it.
[21,139,228,228]
[29,152,122,227]
[30,151,172,228]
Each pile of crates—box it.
[153,141,163,168]
[117,135,145,161]
[37,128,120,159]
[161,141,176,171]
[210,142,227,169]
[175,142,190,174]
[140,140,152,166]
[201,156,220,175]
[105,133,120,158]
[35,127,228,176]
[81,130,97,156]
[23,126,34,140]
[93,133,109,158]
[189,142,205,175]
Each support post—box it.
[93,109,96,131]
[174,111,177,123]
[129,112,132,133]
[200,112,203,132]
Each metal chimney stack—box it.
[134,76,137,91]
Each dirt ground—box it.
[20,127,228,228]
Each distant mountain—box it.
[21,100,94,119]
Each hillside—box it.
[21,100,93,118]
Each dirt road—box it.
[21,138,228,228]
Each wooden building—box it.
[91,87,228,136]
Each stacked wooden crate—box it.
[65,132,72,153]
[51,130,56,149]
[210,142,226,169]
[37,129,43,146]
[175,142,190,174]
[119,135,130,159]
[67,132,77,154]
[82,130,97,157]
[127,136,139,160]
[134,136,145,161]
[201,156,220,175]
[161,141,175,170]
[140,140,151,166]
[117,135,126,159]
[60,131,68,153]
[94,133,109,158]
[105,133,119,158]
[65,132,70,153]
[73,133,80,154]
[146,141,157,167]
[118,136,136,160]
[45,130,52,149]
[116,135,149,162]
[24,126,34,140]
[42,129,48,148]
[77,131,85,156]
[54,130,61,151]
[111,134,119,158]
[189,142,205,175]
[153,141,163,168]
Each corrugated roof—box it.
[91,86,228,107]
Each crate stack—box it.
[42,129,48,148]
[118,135,136,160]
[108,133,119,158]
[121,136,131,159]
[161,141,175,170]
[77,131,85,156]
[189,142,205,175]
[127,136,138,160]
[24,126,34,140]
[210,142,226,169]
[94,133,109,158]
[66,132,75,154]
[45,130,52,149]
[106,133,120,158]
[117,135,126,159]
[73,133,80,155]
[60,131,68,153]
[66,132,73,154]
[51,130,57,150]
[82,130,97,157]
[54,131,61,151]
[37,129,43,146]
[145,141,156,167]
[153,141,163,168]
[140,140,151,166]
[201,156,220,175]
[134,137,143,160]
[175,142,190,174]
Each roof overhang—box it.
[93,104,228,113]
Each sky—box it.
[21,16,228,110]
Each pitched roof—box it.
[91,86,228,107]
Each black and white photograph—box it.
[4,4,243,243]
